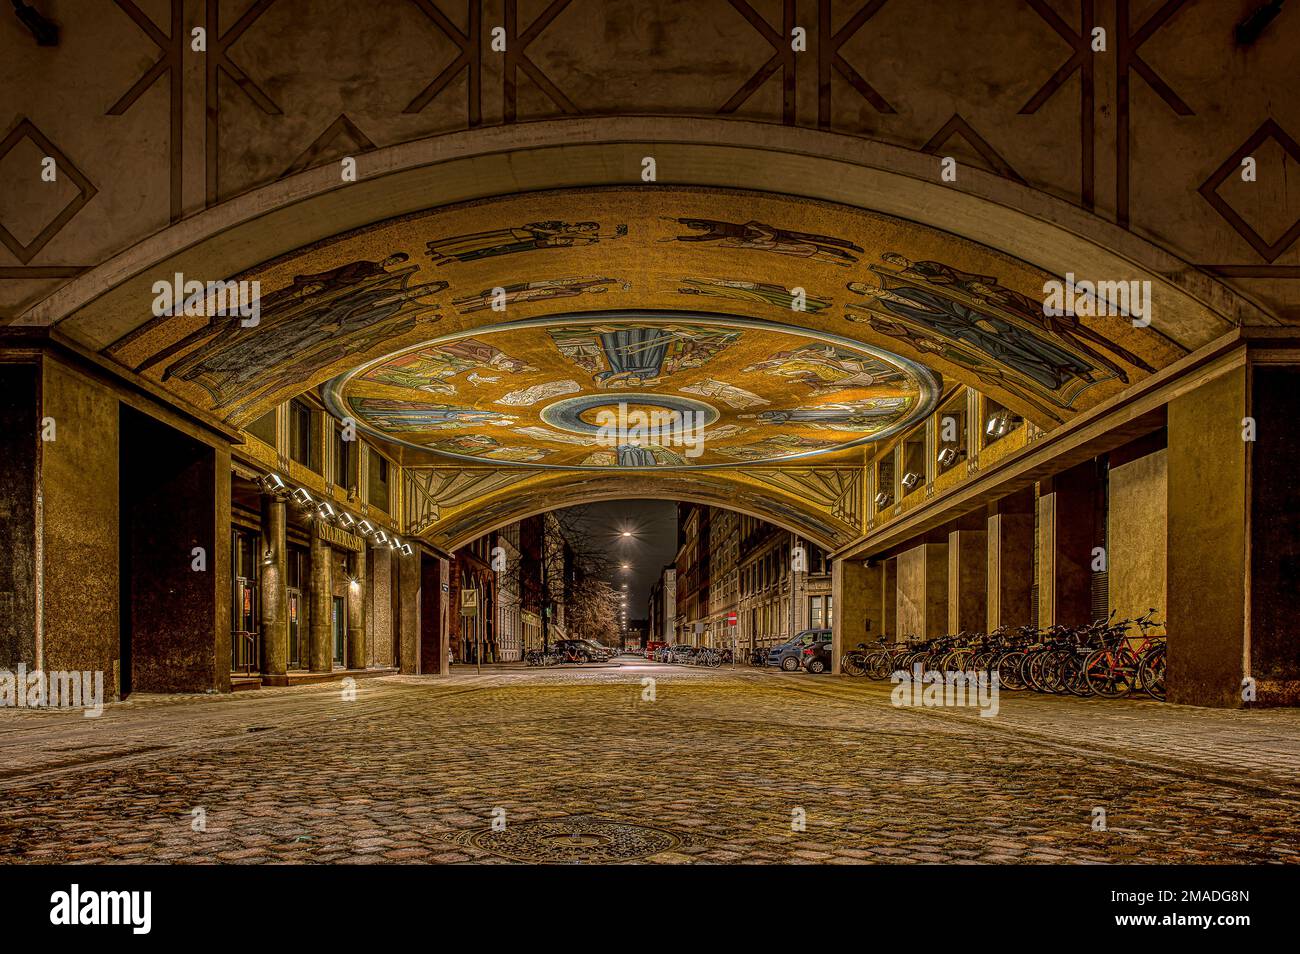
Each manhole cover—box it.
[467,816,681,863]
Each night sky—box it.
[557,499,679,628]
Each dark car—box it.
[801,637,833,674]
[767,629,832,671]
[553,639,599,662]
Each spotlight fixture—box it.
[901,472,921,491]
[291,487,314,507]
[317,502,336,520]
[874,491,893,508]
[985,410,1020,439]
[621,531,633,537]
[937,447,963,467]
[373,530,389,547]
[399,543,413,556]
[337,512,356,529]
[391,536,403,551]
[260,473,287,495]
[356,520,375,536]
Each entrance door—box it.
[287,589,302,668]
[332,595,346,667]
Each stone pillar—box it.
[947,528,987,634]
[399,549,421,674]
[438,556,451,675]
[896,542,948,639]
[346,544,367,670]
[1167,362,1248,707]
[987,489,1035,631]
[259,495,288,676]
[309,522,332,672]
[881,557,897,639]
[831,558,881,674]
[1037,463,1096,628]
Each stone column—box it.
[1167,361,1247,707]
[399,549,421,674]
[947,528,988,634]
[896,542,948,639]
[831,558,881,674]
[309,522,332,672]
[346,544,367,670]
[987,490,1035,631]
[1037,464,1096,628]
[259,495,288,677]
[881,557,897,639]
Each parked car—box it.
[581,640,613,661]
[645,641,668,660]
[801,637,833,674]
[552,639,601,662]
[669,643,696,663]
[766,629,832,671]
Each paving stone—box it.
[0,667,1297,864]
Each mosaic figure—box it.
[425,221,624,266]
[665,218,862,266]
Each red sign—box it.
[726,611,737,625]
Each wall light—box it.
[356,520,375,536]
[399,543,413,556]
[874,491,892,508]
[937,447,963,467]
[291,487,314,508]
[337,512,356,529]
[260,473,287,495]
[318,502,337,520]
[901,472,921,491]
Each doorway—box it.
[332,595,346,667]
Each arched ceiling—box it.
[78,183,1203,548]
[30,116,1250,552]
[104,185,1188,431]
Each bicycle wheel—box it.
[1083,648,1134,698]
[1138,646,1166,701]
[997,651,1027,691]
[1024,650,1049,693]
[842,653,867,677]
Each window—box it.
[289,399,318,472]
[246,407,277,446]
[809,595,834,628]
[368,451,390,513]
[334,425,357,489]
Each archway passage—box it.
[3,128,1293,707]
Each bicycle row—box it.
[839,608,1167,700]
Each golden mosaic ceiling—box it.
[324,313,938,469]
[102,186,1189,437]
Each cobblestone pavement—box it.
[1,663,1298,864]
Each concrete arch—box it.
[14,117,1267,557]
[23,117,1260,342]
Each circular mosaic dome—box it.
[324,311,939,469]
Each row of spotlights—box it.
[262,474,412,556]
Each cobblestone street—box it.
[1,662,1298,864]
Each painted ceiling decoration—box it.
[101,186,1188,433]
[91,185,1193,546]
[324,312,939,469]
